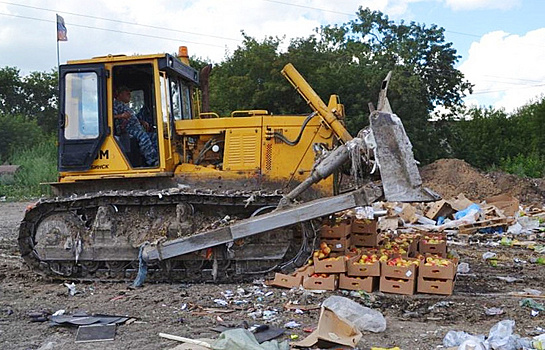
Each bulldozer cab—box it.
[57,53,199,175]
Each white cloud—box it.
[443,0,521,11]
[459,28,545,112]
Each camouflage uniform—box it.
[113,99,158,166]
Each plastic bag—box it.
[443,330,485,347]
[322,295,386,333]
[355,206,374,220]
[454,203,481,221]
[457,262,470,274]
[457,339,487,350]
[211,329,289,350]
[517,216,540,232]
[519,298,545,311]
[487,319,516,350]
[507,222,522,235]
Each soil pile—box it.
[420,158,545,205]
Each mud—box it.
[1,160,545,349]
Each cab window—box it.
[64,72,99,140]
[170,78,192,120]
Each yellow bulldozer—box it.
[19,47,437,282]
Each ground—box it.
[1,160,544,350]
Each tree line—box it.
[1,8,544,179]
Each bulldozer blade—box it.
[370,111,439,202]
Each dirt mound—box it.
[420,158,545,204]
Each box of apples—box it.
[418,234,447,256]
[303,272,337,290]
[314,255,348,274]
[419,256,457,279]
[351,218,378,234]
[320,219,352,239]
[379,257,420,295]
[381,257,420,280]
[417,256,457,295]
[339,274,378,292]
[346,252,385,277]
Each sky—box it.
[1,0,544,113]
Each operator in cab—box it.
[113,86,158,167]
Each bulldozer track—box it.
[18,187,313,283]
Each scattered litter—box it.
[524,289,542,296]
[159,332,213,348]
[443,330,485,347]
[283,321,300,329]
[444,319,544,350]
[482,252,497,260]
[496,276,522,283]
[211,328,289,350]
[36,341,55,350]
[457,262,470,274]
[262,310,277,321]
[292,306,362,348]
[75,324,116,343]
[221,290,234,298]
[52,309,66,316]
[484,307,504,316]
[322,295,386,333]
[64,282,78,296]
[520,298,545,311]
[429,301,453,310]
[28,311,50,323]
[50,313,130,327]
[214,299,229,307]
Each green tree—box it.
[0,66,58,134]
[0,113,45,162]
[209,33,288,115]
[0,67,25,116]
[21,70,58,133]
[314,8,473,163]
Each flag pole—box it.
[56,38,60,78]
[56,14,67,78]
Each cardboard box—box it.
[270,273,302,288]
[419,259,457,280]
[339,274,378,292]
[293,264,314,277]
[351,232,383,247]
[419,235,447,256]
[379,275,416,295]
[302,274,337,291]
[322,237,351,252]
[425,200,454,220]
[314,257,347,274]
[346,255,381,277]
[381,259,418,280]
[292,307,362,349]
[484,194,519,217]
[351,219,377,234]
[377,217,399,231]
[448,193,474,211]
[417,276,454,295]
[320,222,352,239]
[399,203,418,224]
